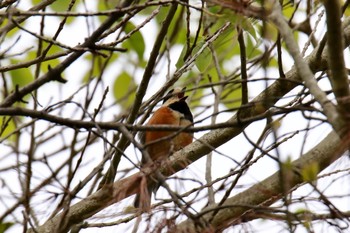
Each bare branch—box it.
[26,20,350,232]
[268,1,347,137]
[175,131,348,232]
[0,0,136,107]
[323,0,350,114]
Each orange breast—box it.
[144,107,193,163]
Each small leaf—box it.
[155,5,186,42]
[1,18,19,37]
[212,25,240,60]
[97,0,122,23]
[294,208,313,229]
[177,70,206,107]
[44,0,77,24]
[82,54,119,83]
[50,0,74,12]
[282,156,293,169]
[261,22,278,42]
[9,59,34,88]
[113,72,136,109]
[221,84,242,109]
[229,14,257,40]
[25,42,63,73]
[122,22,145,61]
[176,40,212,72]
[0,116,17,142]
[301,162,319,182]
[271,118,282,130]
[241,19,257,40]
[245,34,261,59]
[82,55,104,83]
[207,5,221,15]
[98,0,120,11]
[0,221,14,233]
[294,208,312,215]
[282,3,295,19]
[280,156,294,189]
[268,57,278,67]
[345,5,350,17]
[31,0,41,5]
[193,41,212,72]
[175,44,187,69]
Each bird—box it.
[134,87,193,209]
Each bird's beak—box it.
[180,95,188,102]
[181,87,189,101]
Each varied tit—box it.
[134,87,193,209]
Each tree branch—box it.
[268,2,349,137]
[0,0,56,36]
[175,131,348,232]
[28,22,350,232]
[322,0,350,114]
[0,0,136,107]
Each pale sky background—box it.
[1,1,350,233]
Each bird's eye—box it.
[177,92,184,99]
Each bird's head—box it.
[162,87,188,106]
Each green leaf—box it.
[82,54,118,83]
[9,59,34,88]
[301,162,319,182]
[282,3,296,19]
[82,55,100,83]
[25,42,63,73]
[97,0,120,22]
[261,22,278,42]
[156,5,187,49]
[245,34,261,59]
[31,0,41,5]
[0,222,14,233]
[345,5,350,17]
[177,70,207,107]
[0,18,19,38]
[212,25,240,61]
[207,5,222,15]
[271,118,282,131]
[176,39,212,72]
[175,44,187,69]
[193,41,212,72]
[282,156,293,169]
[225,13,257,40]
[268,56,278,67]
[0,116,17,142]
[294,208,313,229]
[113,72,137,109]
[45,0,78,24]
[122,22,145,61]
[294,208,312,215]
[221,83,242,109]
[206,66,220,83]
[49,0,74,12]
[240,19,257,40]
[98,0,120,11]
